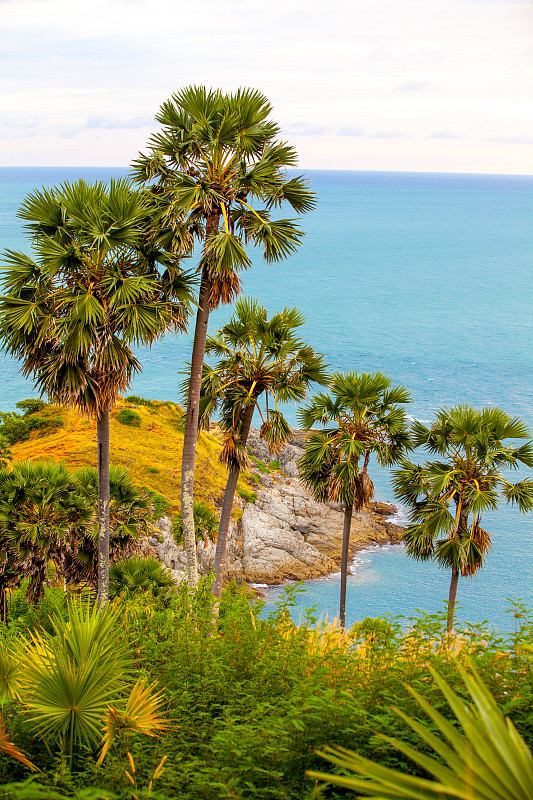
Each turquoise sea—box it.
[1,167,532,630]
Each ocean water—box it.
[1,167,532,630]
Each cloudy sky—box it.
[2,0,532,173]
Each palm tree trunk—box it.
[339,504,353,630]
[180,215,219,589]
[97,409,110,605]
[447,569,459,634]
[212,402,256,604]
[0,586,6,624]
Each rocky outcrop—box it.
[155,428,404,585]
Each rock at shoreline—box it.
[155,428,404,585]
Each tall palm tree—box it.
[298,373,412,629]
[0,179,193,603]
[196,298,328,603]
[392,405,533,634]
[132,86,316,586]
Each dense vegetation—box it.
[0,584,532,798]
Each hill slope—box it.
[9,398,243,514]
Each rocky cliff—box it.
[153,428,405,586]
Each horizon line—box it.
[1,165,533,179]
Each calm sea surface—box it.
[1,167,532,630]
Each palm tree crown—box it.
[132,85,315,304]
[392,404,533,631]
[199,297,329,468]
[298,372,412,509]
[0,178,192,417]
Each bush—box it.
[0,408,62,445]
[115,409,141,427]
[0,587,532,798]
[0,434,11,466]
[147,491,168,517]
[109,556,175,602]
[236,486,257,504]
[15,399,46,416]
[173,501,219,546]
[124,395,156,409]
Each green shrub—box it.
[0,409,62,445]
[267,460,281,471]
[15,398,46,416]
[147,466,160,474]
[109,556,175,602]
[236,487,257,504]
[115,409,141,427]
[124,395,156,409]
[173,501,219,545]
[252,456,270,473]
[148,492,168,517]
[0,434,12,466]
[0,412,32,445]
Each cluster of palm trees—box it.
[0,86,314,604]
[0,461,150,618]
[1,84,532,632]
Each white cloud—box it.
[1,0,532,173]
[430,130,465,139]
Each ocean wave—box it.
[407,415,432,425]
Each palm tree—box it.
[196,298,328,603]
[0,461,91,603]
[392,405,533,634]
[298,373,412,629]
[0,179,193,603]
[132,86,316,587]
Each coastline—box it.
[152,429,406,587]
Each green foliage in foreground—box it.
[0,584,532,799]
[312,666,533,799]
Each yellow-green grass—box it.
[10,399,249,514]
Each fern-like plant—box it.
[310,666,533,799]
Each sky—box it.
[1,0,532,173]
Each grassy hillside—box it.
[9,397,246,514]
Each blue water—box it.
[1,166,532,630]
